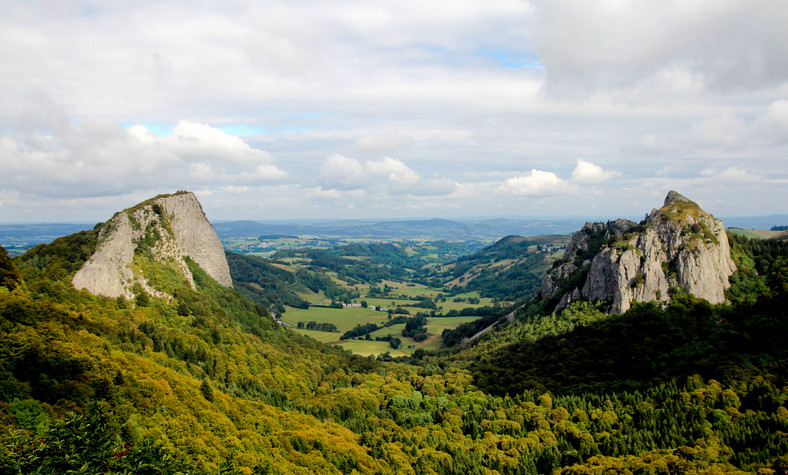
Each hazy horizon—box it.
[2,214,786,229]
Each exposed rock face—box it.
[72,191,232,299]
[541,219,637,301]
[541,191,736,313]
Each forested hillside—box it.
[226,251,342,312]
[1,228,787,473]
[439,235,570,300]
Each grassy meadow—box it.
[281,299,491,356]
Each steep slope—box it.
[72,191,232,300]
[542,191,736,313]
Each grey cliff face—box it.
[541,191,736,313]
[540,219,637,303]
[160,192,233,287]
[72,191,232,299]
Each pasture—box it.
[282,305,485,356]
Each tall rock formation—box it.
[72,191,232,300]
[541,191,736,313]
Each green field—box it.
[278,276,500,356]
[282,306,484,356]
[282,306,390,334]
[331,339,412,358]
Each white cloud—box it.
[318,154,456,197]
[166,122,266,163]
[366,157,420,186]
[701,167,761,184]
[497,169,572,196]
[310,187,367,202]
[570,159,620,184]
[0,119,286,199]
[319,153,365,190]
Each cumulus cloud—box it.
[570,159,620,184]
[498,160,618,198]
[497,169,572,196]
[0,119,286,198]
[366,157,420,186]
[164,121,278,167]
[319,154,456,197]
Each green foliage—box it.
[576,225,609,264]
[273,244,411,285]
[340,323,380,340]
[0,246,21,291]
[0,403,187,474]
[401,314,428,340]
[297,321,339,332]
[471,255,788,396]
[225,251,312,310]
[184,256,277,338]
[440,304,506,347]
[727,232,788,306]
[608,233,637,253]
[17,229,99,281]
[200,379,214,402]
[444,235,569,300]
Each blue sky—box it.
[1,0,787,223]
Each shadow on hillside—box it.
[471,293,787,398]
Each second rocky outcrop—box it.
[541,191,736,313]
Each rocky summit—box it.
[541,191,736,313]
[72,191,232,300]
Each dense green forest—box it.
[0,230,787,473]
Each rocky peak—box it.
[663,190,691,207]
[72,191,232,300]
[541,191,736,313]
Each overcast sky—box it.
[2,0,787,223]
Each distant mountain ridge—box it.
[212,217,590,241]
